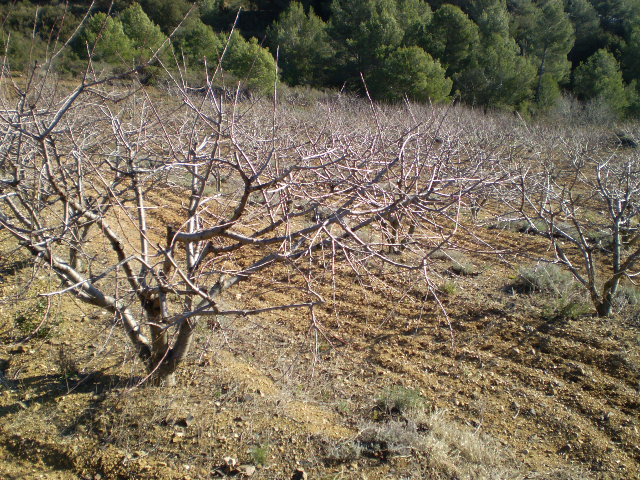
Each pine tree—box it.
[120,3,167,61]
[78,13,135,63]
[423,4,479,78]
[395,0,432,46]
[563,0,606,67]
[370,46,452,102]
[457,0,535,108]
[328,0,403,84]
[267,2,333,86]
[574,48,629,117]
[512,0,574,105]
[224,32,279,93]
[173,17,223,68]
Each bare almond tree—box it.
[506,136,640,317]
[0,55,495,384]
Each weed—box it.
[515,263,575,295]
[542,297,591,321]
[325,440,363,464]
[431,249,478,276]
[358,420,423,457]
[613,284,640,308]
[335,400,352,414]
[375,386,425,416]
[56,345,80,380]
[250,444,270,466]
[14,298,57,339]
[439,281,459,296]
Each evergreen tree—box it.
[267,2,333,86]
[328,0,403,85]
[370,46,452,102]
[563,0,606,66]
[457,0,535,108]
[622,25,640,82]
[395,0,432,46]
[224,32,279,93]
[78,13,135,63]
[173,17,223,67]
[574,48,629,116]
[512,0,574,105]
[120,3,167,61]
[140,0,192,33]
[423,4,479,78]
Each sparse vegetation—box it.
[375,386,426,416]
[1,4,640,478]
[515,263,576,295]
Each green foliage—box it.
[512,0,574,104]
[0,29,39,71]
[541,297,591,321]
[78,12,135,63]
[573,48,629,117]
[424,4,479,78]
[140,0,192,33]
[457,33,535,109]
[438,280,459,296]
[455,0,535,109]
[515,263,576,295]
[622,26,640,82]
[14,299,56,339]
[564,0,606,66]
[267,2,333,86]
[120,3,167,61]
[249,444,270,465]
[224,32,278,93]
[375,386,425,415]
[173,17,223,67]
[329,0,404,82]
[370,46,452,102]
[395,0,432,46]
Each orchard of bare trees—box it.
[1,55,507,384]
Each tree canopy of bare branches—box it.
[505,133,640,317]
[0,64,496,384]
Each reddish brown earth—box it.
[1,190,638,480]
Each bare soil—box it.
[1,197,639,480]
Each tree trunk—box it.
[147,296,176,386]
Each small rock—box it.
[238,465,256,477]
[224,457,238,468]
[291,468,307,480]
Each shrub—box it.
[612,284,640,310]
[371,46,452,103]
[224,32,278,94]
[515,263,575,295]
[77,13,135,63]
[375,386,425,416]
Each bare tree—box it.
[0,54,494,384]
[506,136,640,317]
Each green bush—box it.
[77,13,135,63]
[375,386,425,415]
[14,298,56,339]
[370,46,452,102]
[515,263,575,295]
[224,32,278,94]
